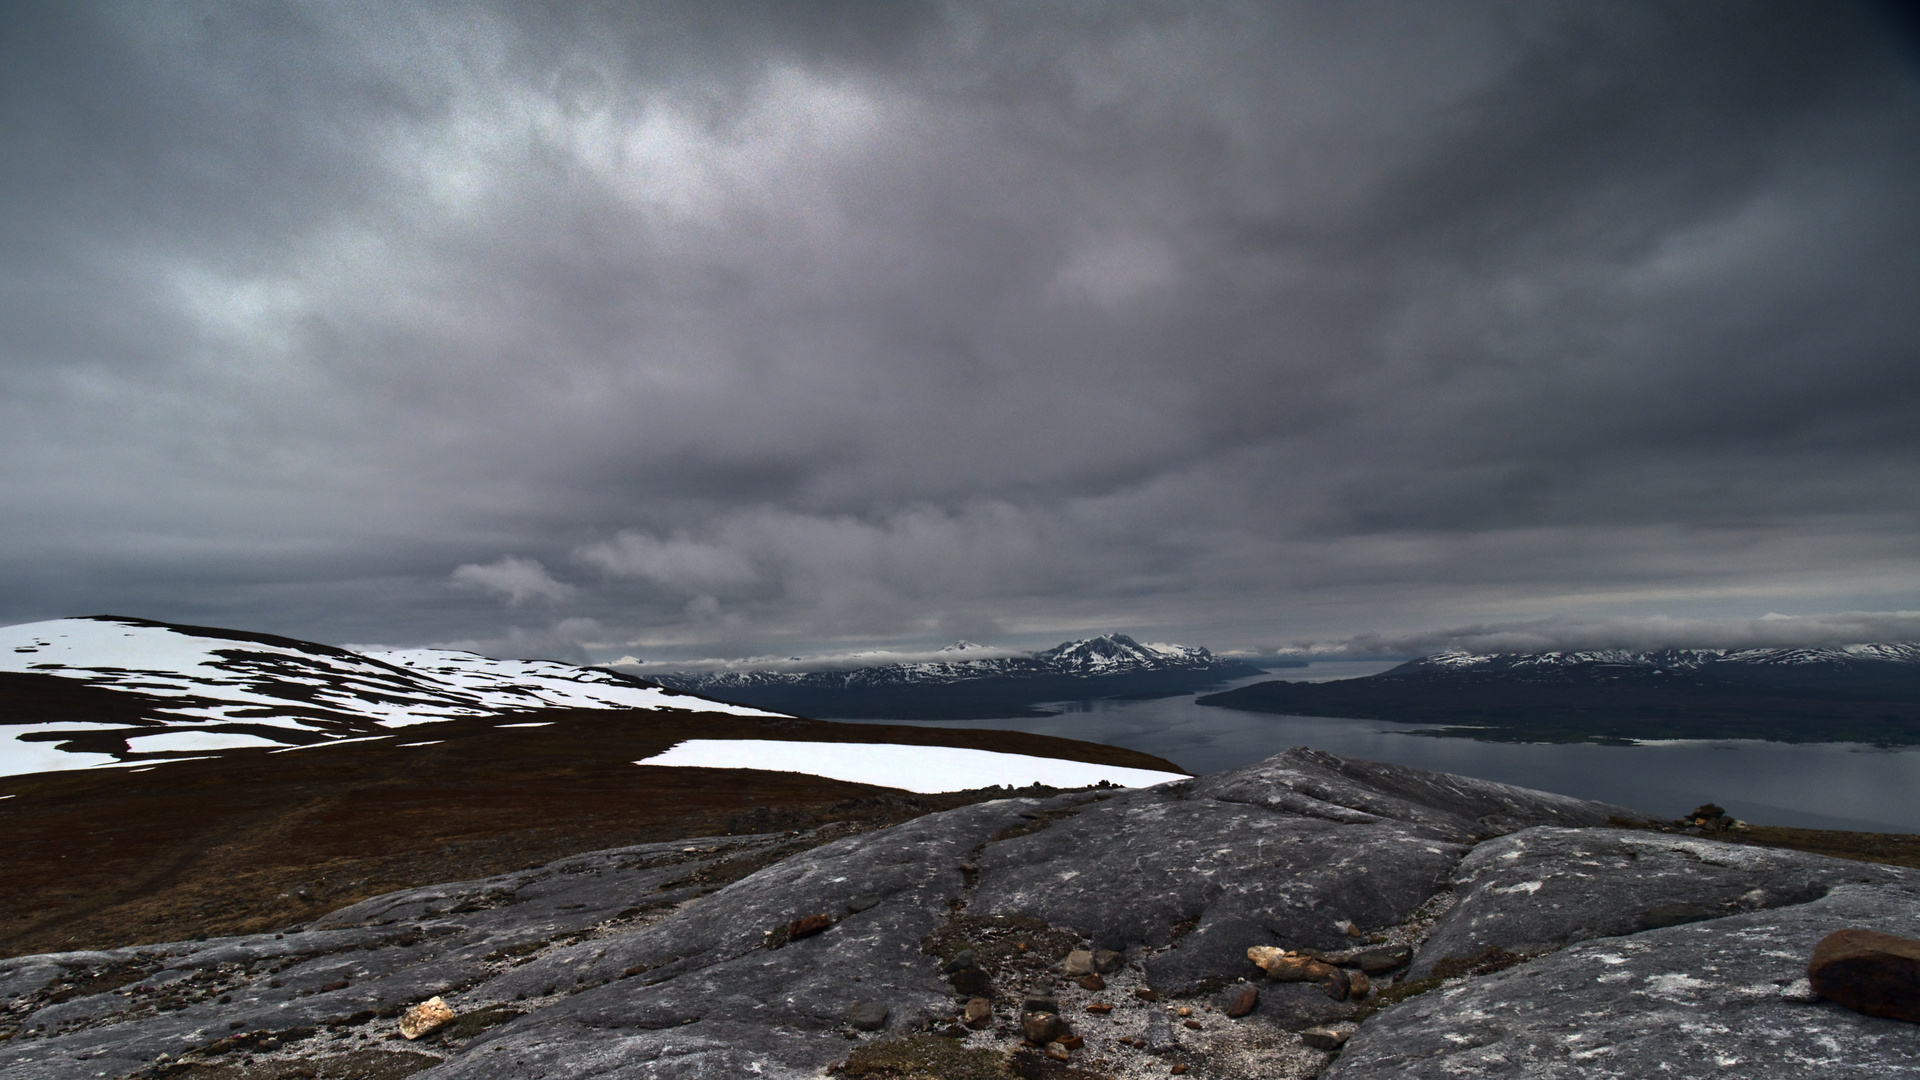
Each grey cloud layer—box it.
[2,1,1916,658]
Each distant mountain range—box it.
[1199,644,1920,744]
[649,633,1269,719]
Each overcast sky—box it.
[3,1,1918,663]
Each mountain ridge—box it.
[648,633,1267,719]
[1200,642,1920,744]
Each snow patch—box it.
[635,739,1187,794]
[124,731,283,754]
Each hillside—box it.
[5,748,1918,1080]
[1198,644,1920,744]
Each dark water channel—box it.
[834,663,1920,834]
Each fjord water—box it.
[836,663,1920,833]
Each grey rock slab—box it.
[0,834,800,1080]
[1327,881,1920,1079]
[970,786,1465,972]
[1190,747,1645,843]
[416,798,1060,1080]
[1411,826,1911,978]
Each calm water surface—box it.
[834,662,1920,834]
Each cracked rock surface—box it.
[1408,826,1910,979]
[1328,882,1920,1079]
[3,747,1915,1080]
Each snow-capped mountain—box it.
[1408,643,1920,676]
[1198,642,1920,744]
[0,615,782,775]
[657,633,1233,691]
[649,634,1265,720]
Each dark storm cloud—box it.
[1,1,1916,660]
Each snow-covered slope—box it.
[0,615,782,776]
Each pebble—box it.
[1224,985,1259,1018]
[1077,974,1106,991]
[964,998,993,1028]
[1046,1041,1071,1061]
[1064,949,1095,977]
[942,950,976,973]
[1300,1023,1358,1051]
[1094,949,1125,974]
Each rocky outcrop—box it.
[2,747,1914,1080]
[1407,825,1908,979]
[1327,883,1920,1078]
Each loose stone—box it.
[1094,949,1126,974]
[1300,1023,1357,1050]
[846,1000,889,1031]
[1808,927,1920,1023]
[1248,947,1339,983]
[398,996,455,1040]
[1225,985,1258,1018]
[1064,949,1095,976]
[964,998,993,1028]
[950,967,991,996]
[1023,994,1061,1014]
[788,913,834,940]
[1022,1011,1064,1045]
[1353,945,1412,973]
[1077,974,1106,991]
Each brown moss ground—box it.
[0,708,1185,957]
[1605,814,1920,870]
